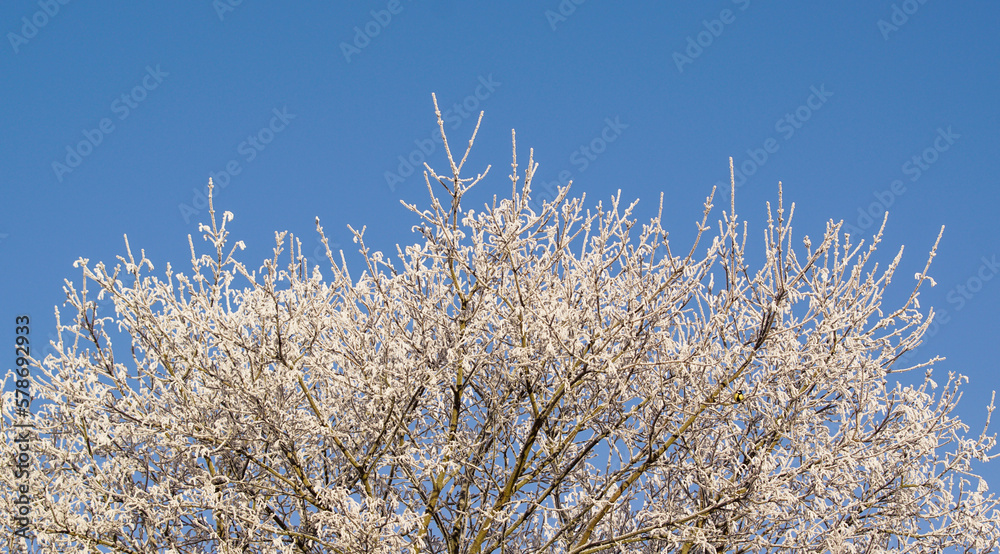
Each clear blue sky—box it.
[2,2,999,488]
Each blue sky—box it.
[2,1,999,493]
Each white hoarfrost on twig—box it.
[2,99,998,553]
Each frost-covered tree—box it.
[4,99,1000,553]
